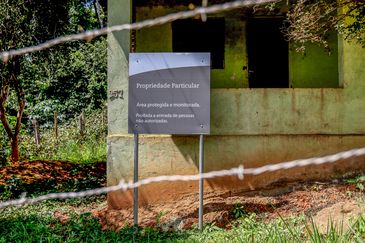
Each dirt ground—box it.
[95,181,365,232]
[0,160,106,186]
[1,161,365,232]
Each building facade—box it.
[108,0,365,208]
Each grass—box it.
[38,140,106,164]
[1,198,365,242]
[0,198,188,243]
[18,109,107,164]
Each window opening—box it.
[172,18,225,69]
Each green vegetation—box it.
[1,200,365,242]
[232,202,247,219]
[0,199,186,243]
[284,0,365,52]
[0,163,106,201]
[20,109,107,164]
[346,175,365,192]
[0,0,107,163]
[1,108,107,165]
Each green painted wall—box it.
[107,0,130,136]
[212,17,247,88]
[135,7,172,52]
[289,32,339,88]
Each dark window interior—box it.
[172,18,225,69]
[247,17,289,88]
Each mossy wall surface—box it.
[289,32,339,88]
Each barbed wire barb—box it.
[0,0,278,62]
[201,0,209,22]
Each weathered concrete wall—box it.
[108,134,365,208]
[108,0,130,135]
[107,2,365,209]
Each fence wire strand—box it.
[1,147,365,209]
[0,0,278,62]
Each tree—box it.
[19,1,107,126]
[0,0,79,162]
[284,0,365,52]
[0,58,24,163]
[0,0,107,163]
[21,40,107,125]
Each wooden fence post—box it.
[54,112,58,144]
[32,119,40,148]
[79,111,85,138]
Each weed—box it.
[232,202,246,219]
[346,175,365,191]
[0,200,189,242]
[156,210,168,226]
[0,176,27,199]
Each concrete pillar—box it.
[107,0,132,208]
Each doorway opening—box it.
[247,17,289,88]
[172,18,225,69]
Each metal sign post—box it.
[134,133,139,227]
[128,53,211,230]
[199,134,204,231]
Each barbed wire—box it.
[1,146,365,210]
[0,0,278,62]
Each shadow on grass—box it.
[0,212,191,242]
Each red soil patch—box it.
[94,182,363,230]
[0,160,106,186]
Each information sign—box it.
[128,53,210,134]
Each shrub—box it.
[20,108,107,163]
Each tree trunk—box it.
[12,72,25,162]
[0,84,12,139]
[10,135,19,162]
[0,59,24,164]
[94,0,104,28]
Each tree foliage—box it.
[21,39,107,124]
[0,0,107,162]
[0,0,76,162]
[285,0,365,52]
